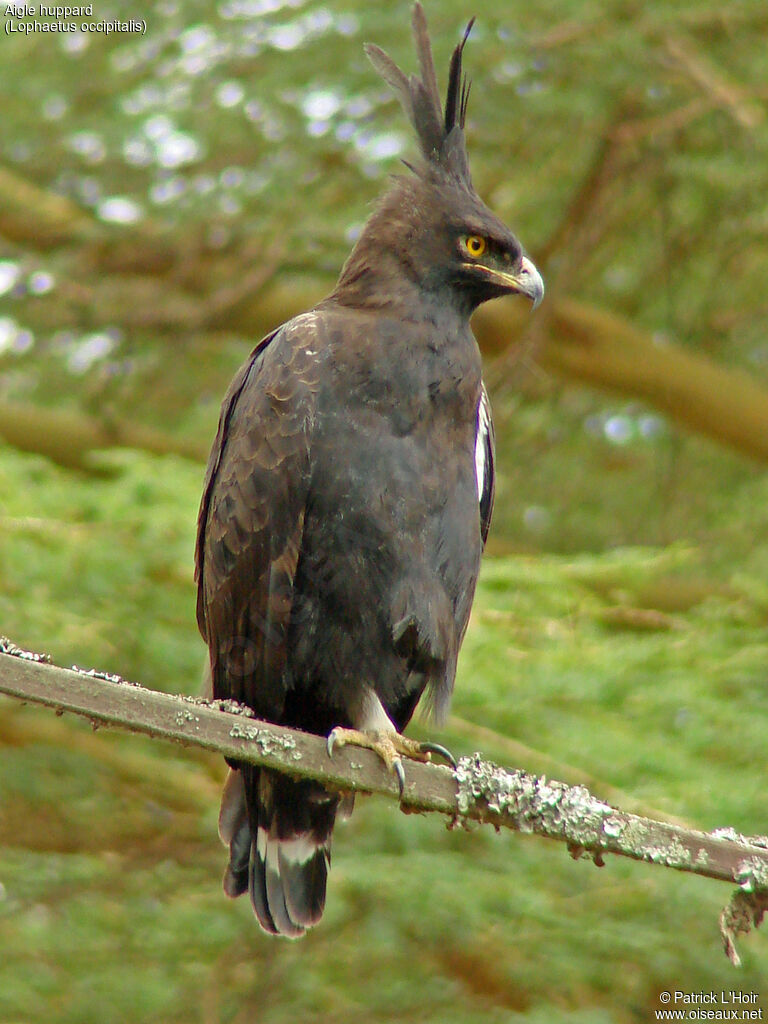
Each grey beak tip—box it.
[519,255,544,310]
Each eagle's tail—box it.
[218,766,339,938]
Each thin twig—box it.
[664,34,763,129]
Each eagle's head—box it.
[335,3,543,317]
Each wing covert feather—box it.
[195,317,323,719]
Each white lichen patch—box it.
[228,722,298,757]
[615,825,694,870]
[454,753,613,848]
[602,815,625,839]
[646,835,692,868]
[0,637,51,663]
[734,856,768,893]
[711,826,768,850]
[209,698,256,718]
[74,665,134,685]
[174,708,200,727]
[694,847,710,868]
[614,817,648,853]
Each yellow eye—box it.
[464,235,487,258]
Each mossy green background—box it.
[1,440,766,1021]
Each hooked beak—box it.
[509,255,544,309]
[466,254,545,309]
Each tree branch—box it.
[1,640,766,963]
[0,164,97,248]
[664,34,764,130]
[479,296,768,465]
[0,399,208,472]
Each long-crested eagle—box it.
[196,3,543,937]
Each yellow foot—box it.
[326,727,456,797]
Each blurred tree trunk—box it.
[476,297,768,465]
[2,169,768,468]
[0,399,208,471]
[220,280,768,466]
[2,281,768,470]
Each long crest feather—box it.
[411,2,442,120]
[364,43,413,121]
[364,2,475,184]
[460,78,472,127]
[445,16,474,132]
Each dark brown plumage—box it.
[196,2,543,937]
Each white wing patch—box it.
[475,385,492,502]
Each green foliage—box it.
[0,448,203,686]
[1,443,767,1022]
[1,0,768,1018]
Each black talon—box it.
[326,729,339,757]
[393,759,406,798]
[417,741,457,769]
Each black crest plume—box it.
[364,2,474,185]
